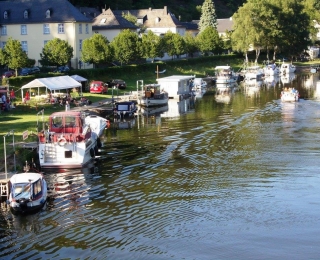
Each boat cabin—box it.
[156,75,195,99]
[39,111,91,143]
[114,101,137,118]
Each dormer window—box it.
[155,17,160,23]
[4,11,8,19]
[46,9,51,18]
[24,10,28,19]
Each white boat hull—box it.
[281,91,299,102]
[39,139,97,169]
[138,97,169,107]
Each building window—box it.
[21,41,28,53]
[4,11,8,19]
[46,9,50,18]
[85,24,89,34]
[43,24,50,34]
[79,24,82,34]
[1,42,6,48]
[24,10,28,19]
[58,24,64,34]
[44,40,49,46]
[79,39,82,51]
[1,25,7,35]
[21,25,27,35]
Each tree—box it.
[140,30,164,62]
[81,34,113,67]
[162,31,186,59]
[184,32,199,57]
[111,29,141,65]
[198,0,217,33]
[40,38,73,67]
[196,26,222,55]
[0,38,28,76]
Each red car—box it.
[89,81,108,94]
[2,71,15,78]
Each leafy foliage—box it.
[0,38,28,75]
[81,34,113,65]
[140,30,164,61]
[111,29,141,65]
[40,38,73,67]
[196,26,222,55]
[196,0,217,32]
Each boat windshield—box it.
[52,116,63,128]
[13,183,31,199]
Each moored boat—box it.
[280,62,296,74]
[8,172,47,214]
[280,88,299,102]
[243,65,265,80]
[214,65,239,84]
[114,101,137,118]
[38,110,109,169]
[137,81,169,107]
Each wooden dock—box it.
[0,172,14,200]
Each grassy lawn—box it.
[0,54,317,171]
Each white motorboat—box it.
[264,64,280,76]
[38,110,109,169]
[214,66,239,84]
[280,88,299,102]
[191,78,207,90]
[280,63,296,74]
[243,65,265,80]
[137,81,169,107]
[8,172,47,214]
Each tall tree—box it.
[162,31,187,59]
[198,0,217,33]
[140,30,164,62]
[40,38,73,67]
[81,34,113,67]
[196,26,222,56]
[184,32,199,57]
[0,38,29,76]
[111,29,141,65]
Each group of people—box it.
[1,89,15,111]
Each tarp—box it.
[70,74,87,82]
[21,76,81,91]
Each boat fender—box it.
[106,120,111,128]
[58,137,67,146]
[90,148,95,158]
[97,138,102,148]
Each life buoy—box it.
[58,137,67,146]
[90,148,95,158]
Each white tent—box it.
[70,74,87,82]
[20,76,82,102]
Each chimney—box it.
[164,6,167,14]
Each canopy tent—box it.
[70,75,87,82]
[20,76,82,102]
[70,74,88,92]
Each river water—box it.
[1,72,320,259]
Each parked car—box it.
[2,70,15,78]
[19,68,33,76]
[32,66,41,73]
[55,65,70,73]
[107,79,127,89]
[90,81,108,94]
